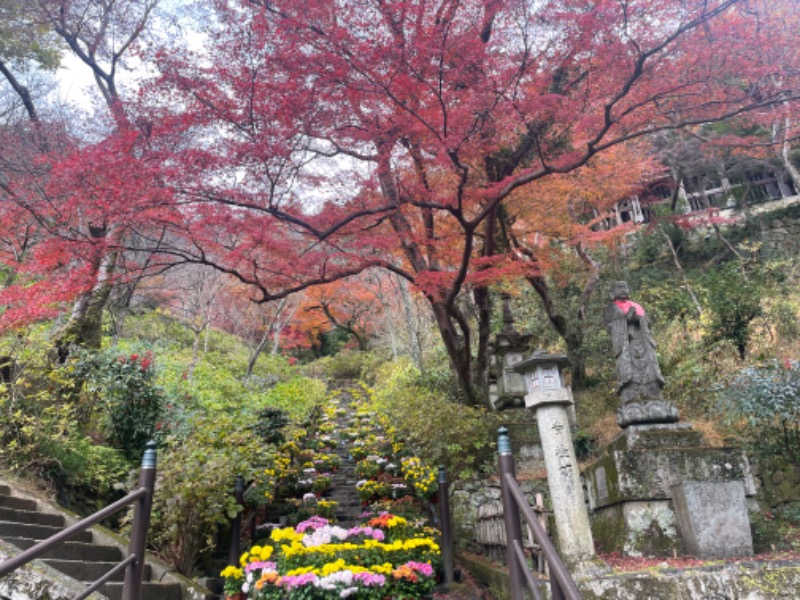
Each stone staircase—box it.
[327,444,363,527]
[0,482,208,599]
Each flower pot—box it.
[226,593,246,600]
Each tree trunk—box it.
[658,225,703,316]
[187,329,201,380]
[430,302,482,406]
[246,329,270,378]
[396,274,423,369]
[474,207,499,389]
[473,285,492,390]
[56,245,117,352]
[775,115,800,192]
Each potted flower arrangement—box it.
[234,515,439,599]
[355,458,382,479]
[391,561,436,599]
[312,452,340,472]
[356,479,391,504]
[315,498,338,519]
[312,475,332,496]
[220,565,244,599]
[401,457,438,501]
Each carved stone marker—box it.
[604,280,679,427]
[513,352,595,570]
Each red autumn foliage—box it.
[2,0,800,402]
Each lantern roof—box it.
[511,349,571,374]
[490,294,534,352]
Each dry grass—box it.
[587,413,622,449]
[691,419,728,447]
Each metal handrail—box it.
[228,474,245,566]
[437,466,454,587]
[497,428,582,600]
[0,442,158,600]
[504,473,583,600]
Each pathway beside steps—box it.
[0,482,196,600]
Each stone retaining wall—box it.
[757,461,800,515]
[458,550,800,599]
[757,207,800,257]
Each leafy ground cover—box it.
[599,546,800,574]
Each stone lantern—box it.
[513,350,596,570]
[516,351,573,410]
[488,295,534,409]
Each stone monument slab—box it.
[671,480,753,559]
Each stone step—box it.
[0,494,38,511]
[328,496,360,504]
[5,536,124,562]
[332,497,361,505]
[101,581,184,600]
[0,505,66,527]
[43,559,152,582]
[333,495,361,503]
[0,482,212,600]
[0,520,93,542]
[334,506,363,514]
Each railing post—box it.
[122,441,157,600]
[497,427,526,600]
[228,475,244,566]
[437,466,454,586]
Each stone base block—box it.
[591,500,681,557]
[582,423,755,557]
[584,426,754,508]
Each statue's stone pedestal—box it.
[583,424,756,558]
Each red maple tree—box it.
[2,0,799,403]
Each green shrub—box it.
[371,358,499,480]
[749,510,794,553]
[718,359,800,463]
[258,377,326,421]
[700,263,764,360]
[249,353,299,383]
[147,413,271,575]
[41,435,130,514]
[72,348,164,461]
[312,350,388,383]
[251,407,290,444]
[0,352,130,515]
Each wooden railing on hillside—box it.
[497,428,583,600]
[0,442,158,600]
